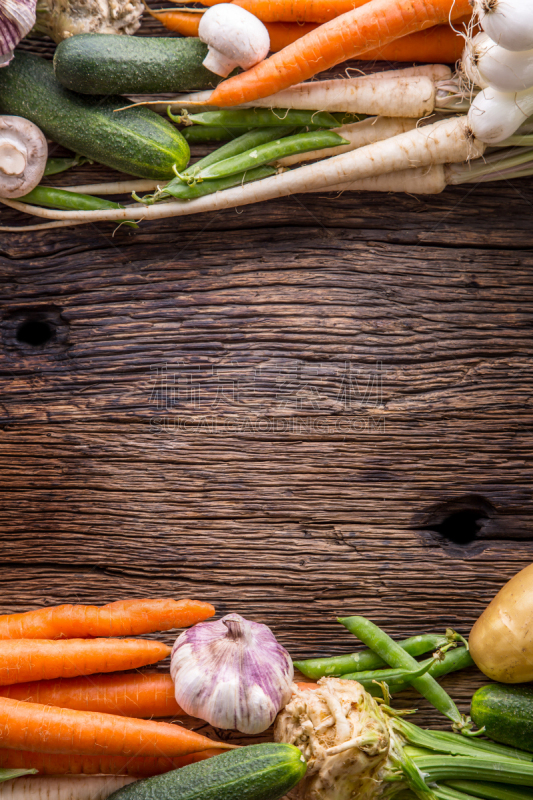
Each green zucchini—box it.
[0,52,189,180]
[471,684,533,753]
[107,744,306,800]
[54,35,227,95]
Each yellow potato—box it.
[469,563,533,683]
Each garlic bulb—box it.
[0,0,37,67]
[170,613,293,734]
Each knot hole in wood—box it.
[417,495,497,551]
[2,307,69,353]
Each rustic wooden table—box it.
[1,34,533,743]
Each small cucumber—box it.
[54,35,226,95]
[471,684,533,752]
[107,744,306,800]
[0,52,189,180]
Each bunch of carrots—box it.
[0,599,231,776]
[148,0,472,65]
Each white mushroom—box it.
[198,3,270,78]
[0,116,48,198]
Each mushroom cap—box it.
[199,4,270,76]
[0,115,48,198]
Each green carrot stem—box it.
[396,719,532,763]
[409,756,533,786]
[446,783,533,800]
[294,633,451,679]
[339,616,465,728]
[0,769,37,782]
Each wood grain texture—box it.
[1,24,533,746]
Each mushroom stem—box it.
[0,138,27,176]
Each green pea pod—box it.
[176,108,340,129]
[182,126,257,143]
[183,127,293,178]
[20,186,138,228]
[196,131,348,181]
[294,633,450,679]
[163,166,277,200]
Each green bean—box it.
[174,108,340,129]
[294,633,450,679]
[196,131,348,181]
[182,126,257,143]
[182,127,293,178]
[162,166,277,200]
[339,616,464,728]
[19,186,138,227]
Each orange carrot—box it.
[0,748,222,776]
[0,672,182,718]
[0,639,171,686]
[147,9,320,50]
[208,0,472,107]
[265,22,319,51]
[0,599,215,639]
[232,0,367,22]
[268,19,468,60]
[0,697,233,756]
[144,7,203,36]
[148,10,465,62]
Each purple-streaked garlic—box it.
[170,613,293,734]
[0,0,36,67]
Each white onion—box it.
[466,30,533,91]
[462,33,490,88]
[472,0,533,52]
[467,84,533,143]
